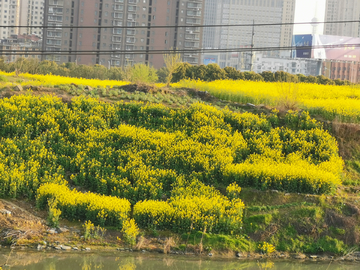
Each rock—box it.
[85,247,91,251]
[48,229,57,235]
[13,85,23,92]
[236,252,242,257]
[353,252,360,257]
[72,247,79,251]
[310,255,318,259]
[54,246,62,250]
[0,209,12,216]
[294,254,306,259]
[208,253,213,257]
[246,103,255,107]
[285,193,291,196]
[85,86,93,91]
[141,250,146,253]
[271,190,279,193]
[61,245,71,250]
[37,244,43,250]
[57,227,69,233]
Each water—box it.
[0,250,359,270]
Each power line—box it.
[2,43,360,56]
[0,20,359,29]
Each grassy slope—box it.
[0,76,360,255]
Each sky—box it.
[293,0,326,35]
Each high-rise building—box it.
[19,0,45,37]
[324,0,360,37]
[202,0,296,70]
[42,0,204,68]
[0,0,21,39]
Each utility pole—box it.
[249,20,255,72]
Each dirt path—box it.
[0,199,47,245]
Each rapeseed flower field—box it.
[173,79,360,123]
[0,74,347,233]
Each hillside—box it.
[0,71,360,258]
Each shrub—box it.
[36,183,131,227]
[121,219,139,247]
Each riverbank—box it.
[2,190,360,263]
[0,86,360,262]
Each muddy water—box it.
[0,250,359,270]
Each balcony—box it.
[112,44,122,50]
[185,18,201,25]
[112,36,122,43]
[114,5,123,11]
[113,20,123,26]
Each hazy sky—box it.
[293,0,326,35]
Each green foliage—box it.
[83,220,107,241]
[47,197,61,228]
[0,75,8,82]
[129,63,158,84]
[181,231,253,252]
[156,67,169,83]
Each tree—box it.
[261,71,275,82]
[204,63,226,81]
[129,63,158,84]
[171,62,192,82]
[163,50,182,86]
[224,66,244,80]
[156,67,169,83]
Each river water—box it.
[0,250,359,270]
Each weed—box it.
[83,220,107,242]
[163,237,176,254]
[258,242,276,254]
[121,219,139,247]
[47,198,61,228]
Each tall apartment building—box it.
[324,0,360,37]
[202,0,296,70]
[0,0,21,39]
[322,61,360,83]
[42,0,204,68]
[19,0,45,37]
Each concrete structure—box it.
[0,0,44,39]
[19,0,45,37]
[0,34,42,62]
[202,0,296,70]
[0,0,21,39]
[253,54,321,76]
[324,0,360,37]
[42,0,205,68]
[321,61,360,83]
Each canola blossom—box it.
[134,181,245,234]
[172,79,360,123]
[0,95,342,201]
[37,183,131,227]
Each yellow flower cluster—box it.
[258,242,276,254]
[36,183,131,227]
[19,73,130,88]
[121,219,139,246]
[172,79,360,123]
[134,181,245,234]
[0,94,342,204]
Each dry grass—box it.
[163,237,176,254]
[134,236,149,251]
[276,82,299,111]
